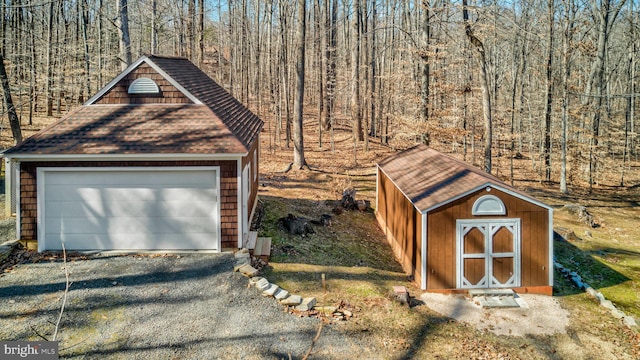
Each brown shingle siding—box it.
[18,160,239,249]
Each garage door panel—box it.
[45,199,218,218]
[40,168,220,251]
[44,232,218,250]
[44,170,215,186]
[44,186,218,202]
[45,216,217,234]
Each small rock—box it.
[274,289,290,301]
[584,230,593,238]
[256,278,270,291]
[622,316,637,327]
[248,276,264,287]
[612,309,626,319]
[262,284,280,297]
[238,264,259,277]
[295,297,317,311]
[601,300,616,311]
[235,250,250,259]
[343,310,353,318]
[234,258,250,271]
[280,295,302,306]
[595,292,606,302]
[586,287,597,297]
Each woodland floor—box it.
[2,113,640,358]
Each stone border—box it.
[233,249,316,311]
[554,259,637,329]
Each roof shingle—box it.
[5,55,263,156]
[378,145,541,212]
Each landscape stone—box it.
[256,278,270,291]
[601,300,616,311]
[248,277,264,287]
[238,264,259,277]
[622,316,637,327]
[234,258,250,271]
[262,283,280,297]
[280,295,302,306]
[611,309,626,319]
[295,297,317,311]
[235,250,250,259]
[274,289,290,301]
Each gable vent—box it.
[128,77,160,94]
[472,194,506,216]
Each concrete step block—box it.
[295,297,317,311]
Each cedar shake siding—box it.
[426,187,549,290]
[19,161,239,249]
[376,170,423,287]
[94,63,192,105]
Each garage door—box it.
[37,167,220,251]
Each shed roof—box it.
[5,55,262,156]
[378,145,548,213]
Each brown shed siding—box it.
[94,63,192,105]
[19,160,239,249]
[376,170,423,287]
[426,188,549,290]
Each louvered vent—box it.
[128,77,160,94]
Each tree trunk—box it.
[198,0,205,66]
[0,54,23,144]
[117,0,132,70]
[151,0,158,54]
[543,0,554,182]
[351,0,363,142]
[462,0,492,173]
[292,0,306,169]
[560,0,575,193]
[420,0,430,123]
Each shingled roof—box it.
[378,145,543,212]
[5,55,263,156]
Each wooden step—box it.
[245,231,258,250]
[253,237,272,262]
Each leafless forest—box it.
[0,0,638,192]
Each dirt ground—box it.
[420,292,569,337]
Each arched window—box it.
[128,78,160,94]
[472,194,506,216]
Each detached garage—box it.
[4,55,263,252]
[376,145,553,295]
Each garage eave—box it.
[3,153,247,162]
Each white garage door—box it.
[37,167,220,251]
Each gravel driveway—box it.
[0,253,373,359]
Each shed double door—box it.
[456,219,521,289]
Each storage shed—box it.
[376,145,553,295]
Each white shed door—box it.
[38,167,219,251]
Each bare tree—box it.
[462,0,493,173]
[0,54,23,144]
[293,0,307,169]
[117,0,132,70]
